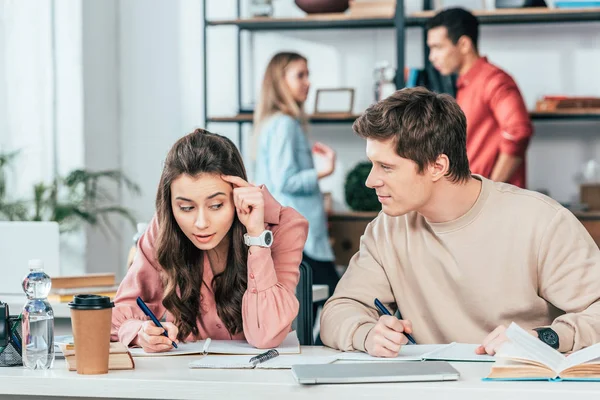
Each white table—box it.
[2,285,329,335]
[0,346,598,400]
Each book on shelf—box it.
[51,273,116,289]
[59,342,135,371]
[349,0,396,17]
[47,285,119,303]
[535,96,600,113]
[485,322,600,381]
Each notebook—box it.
[58,342,135,371]
[484,322,600,381]
[292,361,460,385]
[129,331,300,357]
[189,354,339,369]
[337,342,494,362]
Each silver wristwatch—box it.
[243,230,273,248]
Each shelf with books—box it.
[202,1,600,151]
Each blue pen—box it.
[374,298,417,345]
[136,297,178,349]
[10,332,21,354]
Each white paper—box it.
[130,331,300,357]
[423,342,494,362]
[336,343,494,362]
[336,344,444,362]
[189,354,338,369]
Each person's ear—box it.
[429,154,450,182]
[457,35,474,55]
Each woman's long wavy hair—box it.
[155,129,248,341]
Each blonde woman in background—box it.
[252,52,340,333]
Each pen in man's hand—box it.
[374,298,416,345]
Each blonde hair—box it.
[252,52,308,159]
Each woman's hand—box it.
[313,142,336,179]
[221,175,265,236]
[135,321,179,353]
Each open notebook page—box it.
[336,344,444,362]
[130,331,300,357]
[423,342,494,362]
[189,354,338,369]
[336,343,494,362]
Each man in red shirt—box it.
[426,8,533,188]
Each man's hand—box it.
[476,325,537,355]
[364,315,413,358]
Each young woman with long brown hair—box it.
[111,129,308,352]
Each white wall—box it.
[0,1,55,197]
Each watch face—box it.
[541,330,558,345]
[536,328,559,349]
[264,231,273,246]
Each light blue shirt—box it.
[254,114,335,262]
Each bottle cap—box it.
[28,259,44,270]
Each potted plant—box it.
[0,151,140,235]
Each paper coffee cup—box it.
[68,294,114,375]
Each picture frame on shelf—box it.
[314,88,355,116]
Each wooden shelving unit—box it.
[203,3,600,149]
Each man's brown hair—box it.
[353,87,470,183]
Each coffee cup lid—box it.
[68,294,115,310]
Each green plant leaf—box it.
[0,158,140,238]
[0,201,29,221]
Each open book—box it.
[189,354,338,369]
[485,322,600,381]
[129,331,300,357]
[337,342,494,362]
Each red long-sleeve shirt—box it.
[456,57,533,188]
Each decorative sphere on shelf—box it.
[295,0,349,14]
[345,162,381,212]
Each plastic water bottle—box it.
[21,259,55,370]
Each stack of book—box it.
[48,273,119,303]
[58,341,135,371]
[349,0,396,18]
[535,96,600,113]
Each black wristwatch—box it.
[533,327,559,350]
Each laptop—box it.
[0,222,60,295]
[292,361,460,385]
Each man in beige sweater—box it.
[320,87,600,357]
